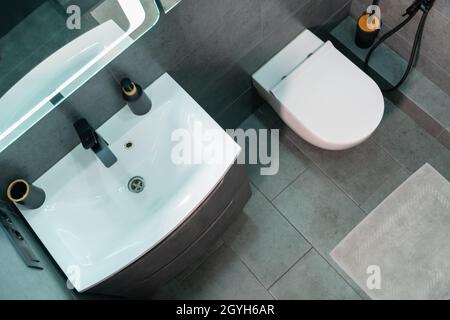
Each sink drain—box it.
[128,176,145,194]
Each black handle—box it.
[74,119,98,150]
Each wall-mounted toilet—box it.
[252,29,384,150]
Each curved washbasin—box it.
[19,74,241,292]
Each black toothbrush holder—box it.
[7,179,46,210]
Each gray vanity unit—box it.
[89,164,250,298]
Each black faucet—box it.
[73,119,118,168]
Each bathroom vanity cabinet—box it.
[18,74,246,298]
[88,163,251,298]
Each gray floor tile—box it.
[239,113,310,200]
[250,140,310,200]
[269,249,360,300]
[386,90,444,138]
[223,186,311,288]
[273,166,366,256]
[326,257,371,300]
[373,99,450,180]
[360,165,412,213]
[402,71,450,128]
[438,128,450,151]
[0,211,74,300]
[175,244,273,300]
[286,130,401,206]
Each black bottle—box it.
[121,78,152,116]
[355,12,381,48]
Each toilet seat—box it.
[271,42,384,150]
[252,29,384,151]
[270,41,384,150]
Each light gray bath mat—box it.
[331,164,450,300]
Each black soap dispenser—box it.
[121,78,152,116]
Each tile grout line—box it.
[178,108,367,300]
[194,0,315,105]
[227,244,278,300]
[320,0,354,33]
[375,98,450,161]
[215,86,253,121]
[240,108,371,298]
[205,0,343,114]
[266,247,314,292]
[269,171,303,202]
[268,190,365,299]
[255,108,370,213]
[256,106,389,212]
[308,246,365,299]
[254,124,369,298]
[284,134,368,209]
[369,137,413,175]
[243,181,315,291]
[255,108,370,214]
[220,178,305,299]
[436,127,445,140]
[277,137,396,297]
[253,176,364,299]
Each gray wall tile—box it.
[261,0,311,36]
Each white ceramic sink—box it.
[19,74,241,292]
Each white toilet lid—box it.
[271,41,384,146]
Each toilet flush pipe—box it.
[363,0,435,92]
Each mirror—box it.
[0,0,160,153]
[159,0,183,13]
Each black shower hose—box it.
[363,9,430,92]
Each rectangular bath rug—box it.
[331,164,450,300]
